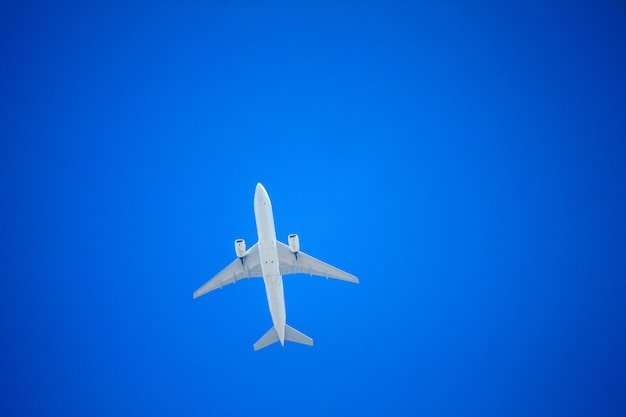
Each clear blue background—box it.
[1,1,625,416]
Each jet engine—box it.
[288,234,300,253]
[234,239,246,258]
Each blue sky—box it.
[1,1,625,416]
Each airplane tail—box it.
[253,324,314,351]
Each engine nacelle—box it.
[288,234,300,253]
[234,239,246,258]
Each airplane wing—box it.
[276,241,359,283]
[193,243,263,298]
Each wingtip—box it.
[347,274,360,284]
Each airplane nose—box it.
[255,183,267,202]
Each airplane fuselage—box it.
[253,184,287,345]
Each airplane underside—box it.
[193,183,358,350]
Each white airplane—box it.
[193,183,359,351]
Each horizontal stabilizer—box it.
[253,326,279,351]
[253,325,314,351]
[285,324,313,346]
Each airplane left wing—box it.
[193,243,262,298]
[276,241,359,283]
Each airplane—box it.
[193,183,359,351]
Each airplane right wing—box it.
[276,241,359,283]
[193,243,262,299]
